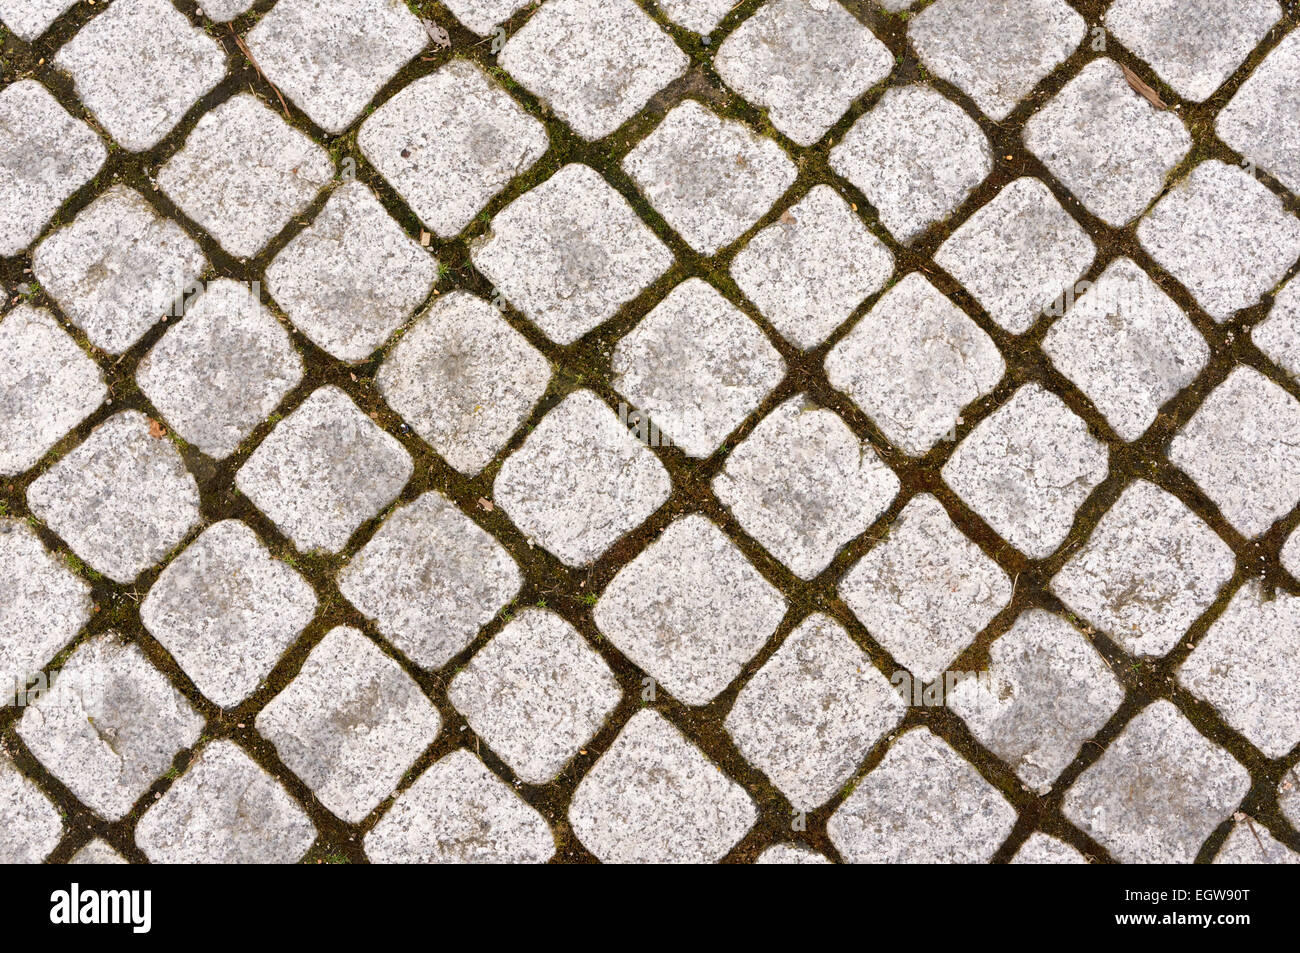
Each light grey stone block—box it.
[1179,581,1300,758]
[611,278,785,458]
[136,739,316,863]
[245,0,427,134]
[942,383,1108,558]
[947,610,1124,795]
[441,0,531,35]
[377,291,551,476]
[0,81,106,256]
[137,278,303,460]
[0,305,105,475]
[1063,700,1250,863]
[826,273,1003,456]
[1213,819,1300,864]
[595,514,786,705]
[1280,774,1300,831]
[909,0,1084,120]
[830,85,991,243]
[726,613,905,810]
[17,634,204,820]
[68,838,127,864]
[54,0,226,151]
[0,519,91,704]
[1024,58,1192,226]
[714,394,899,579]
[33,185,208,355]
[141,520,317,708]
[731,185,893,349]
[935,177,1095,334]
[0,755,61,864]
[657,0,733,34]
[1041,258,1208,442]
[449,608,620,784]
[754,844,831,864]
[569,709,756,863]
[235,387,412,554]
[255,626,442,824]
[338,491,521,670]
[358,59,549,239]
[366,749,554,863]
[200,0,255,22]
[266,181,437,362]
[159,94,334,259]
[1138,161,1300,322]
[1010,833,1088,864]
[828,727,1017,863]
[499,0,688,140]
[26,411,201,584]
[1051,480,1234,657]
[1253,276,1300,380]
[624,100,796,255]
[0,0,76,40]
[1105,0,1280,102]
[471,164,673,345]
[840,493,1011,683]
[1169,366,1300,538]
[1217,30,1300,196]
[493,390,671,566]
[714,0,893,146]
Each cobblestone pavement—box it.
[2,0,1300,865]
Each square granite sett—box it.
[0,80,106,257]
[623,100,797,256]
[611,278,785,459]
[26,411,201,584]
[1253,276,1300,380]
[471,163,673,345]
[235,386,412,554]
[594,514,787,705]
[358,59,549,240]
[1105,0,1280,103]
[568,709,756,863]
[0,519,91,704]
[136,739,316,864]
[441,0,532,35]
[366,749,554,863]
[713,394,899,579]
[1011,834,1088,865]
[136,278,303,460]
[448,608,620,784]
[338,491,521,670]
[942,383,1109,559]
[830,85,991,244]
[492,390,671,566]
[33,185,209,355]
[265,181,438,362]
[255,626,442,824]
[826,273,1004,456]
[725,613,906,810]
[158,93,335,260]
[1137,161,1300,322]
[730,184,894,349]
[1063,700,1250,863]
[1051,479,1233,659]
[908,0,1085,121]
[0,755,62,864]
[0,0,78,41]
[499,0,688,141]
[53,0,226,152]
[935,177,1095,335]
[1024,58,1192,227]
[17,634,204,821]
[839,493,1011,683]
[713,0,893,147]
[141,520,317,708]
[1217,30,1300,197]
[0,304,106,475]
[245,0,428,135]
[377,291,552,476]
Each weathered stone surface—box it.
[595,515,786,705]
[0,0,77,40]
[27,411,201,583]
[1213,818,1300,864]
[726,614,905,810]
[754,844,832,864]
[569,710,756,863]
[0,755,61,864]
[255,626,442,824]
[338,492,520,669]
[828,727,1017,863]
[1063,700,1250,863]
[1010,833,1088,865]
[1253,276,1300,380]
[1217,30,1300,196]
